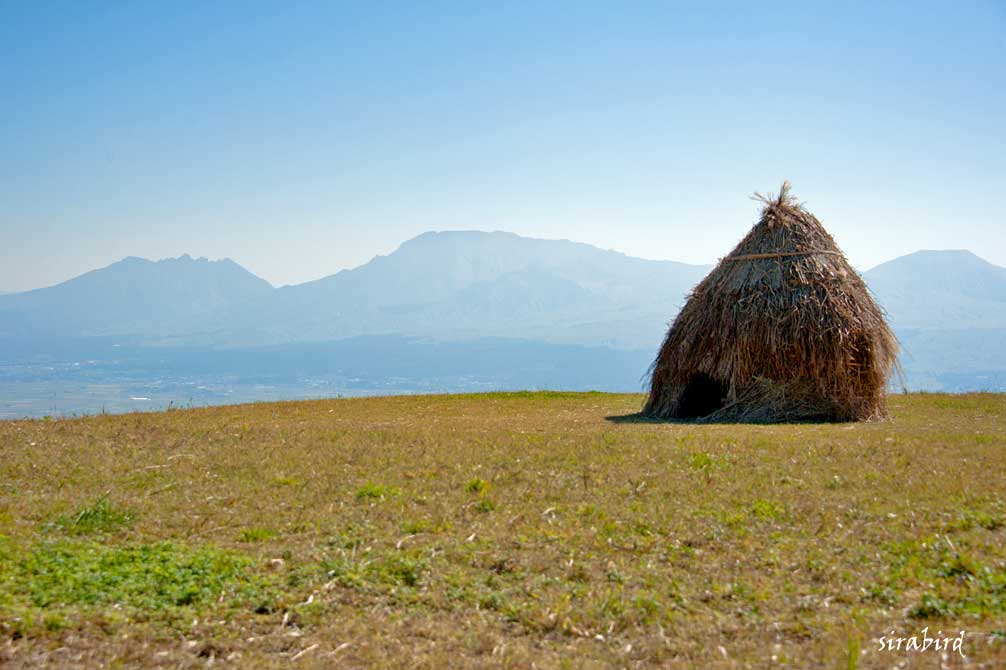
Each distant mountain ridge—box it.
[0,254,272,339]
[208,231,711,348]
[1,232,1003,391]
[858,249,1006,390]
[864,249,1006,330]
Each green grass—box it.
[45,497,134,536]
[355,482,399,500]
[0,538,280,637]
[464,477,489,494]
[237,527,278,543]
[0,391,1004,668]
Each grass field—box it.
[1,392,1004,669]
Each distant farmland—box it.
[1,392,1004,668]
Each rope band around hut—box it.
[723,250,843,261]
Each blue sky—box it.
[2,1,1004,291]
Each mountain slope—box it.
[861,250,1006,389]
[210,231,711,348]
[864,250,1006,330]
[0,255,273,338]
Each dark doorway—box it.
[674,373,727,419]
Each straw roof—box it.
[643,182,899,422]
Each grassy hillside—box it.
[1,393,1004,668]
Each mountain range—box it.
[2,231,1004,394]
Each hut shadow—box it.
[604,412,841,425]
[604,413,721,425]
[604,412,693,424]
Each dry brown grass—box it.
[1,391,1004,669]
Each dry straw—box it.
[644,182,899,422]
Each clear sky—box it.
[2,2,1004,291]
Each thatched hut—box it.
[644,182,898,422]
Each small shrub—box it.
[909,593,954,618]
[634,592,661,624]
[479,590,505,610]
[401,519,432,534]
[322,555,369,589]
[49,498,134,536]
[864,584,898,606]
[688,452,714,470]
[323,551,427,590]
[238,528,278,543]
[324,525,367,550]
[378,554,425,587]
[356,483,398,500]
[751,499,785,522]
[291,599,327,626]
[465,478,489,495]
[953,509,1001,532]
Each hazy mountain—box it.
[861,250,1006,390]
[207,231,712,348]
[863,250,1006,330]
[0,234,1003,397]
[0,255,273,339]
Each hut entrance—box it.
[675,374,727,419]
